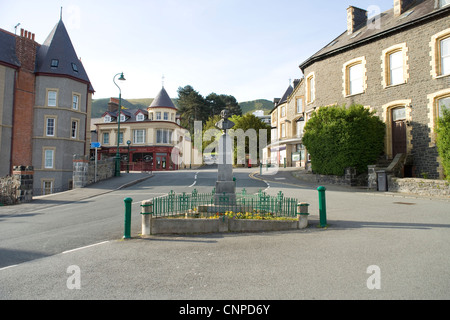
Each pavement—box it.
[2,166,447,216]
[251,166,450,202]
[0,172,154,215]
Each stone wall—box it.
[73,155,114,188]
[0,166,34,205]
[388,176,450,198]
[292,167,367,187]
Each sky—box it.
[0,0,395,103]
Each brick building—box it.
[0,19,94,194]
[268,0,450,179]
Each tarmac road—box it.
[0,167,449,300]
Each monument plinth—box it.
[214,110,236,206]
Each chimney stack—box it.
[15,28,37,72]
[108,98,120,112]
[347,6,368,35]
[394,0,415,17]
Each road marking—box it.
[0,264,18,272]
[274,177,286,180]
[189,171,200,188]
[62,241,110,254]
[189,181,197,188]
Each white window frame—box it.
[431,29,450,78]
[103,132,110,145]
[133,129,146,144]
[296,97,304,113]
[281,123,286,138]
[71,120,78,139]
[42,180,53,195]
[47,90,57,107]
[164,112,169,120]
[156,112,162,120]
[157,129,172,144]
[389,51,404,86]
[441,37,450,76]
[136,113,144,121]
[104,115,112,123]
[46,117,56,137]
[72,94,80,110]
[44,149,54,169]
[349,63,364,95]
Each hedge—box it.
[436,107,450,181]
[302,104,385,176]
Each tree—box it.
[206,93,242,117]
[302,104,385,175]
[177,85,210,131]
[220,94,242,116]
[206,93,226,117]
[436,106,450,180]
[229,114,271,164]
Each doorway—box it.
[391,107,407,158]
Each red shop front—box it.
[98,146,179,172]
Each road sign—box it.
[91,142,101,148]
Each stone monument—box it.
[214,110,236,206]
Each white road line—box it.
[189,181,197,188]
[62,241,110,254]
[0,264,18,272]
[189,172,199,188]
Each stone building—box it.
[92,87,190,171]
[0,18,94,194]
[269,0,450,179]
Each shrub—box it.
[436,107,450,181]
[302,104,385,176]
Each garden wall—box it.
[388,176,450,198]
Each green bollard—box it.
[123,197,133,239]
[317,186,327,228]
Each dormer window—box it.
[136,113,145,121]
[104,115,112,123]
[51,59,59,68]
[71,63,78,72]
[120,114,126,122]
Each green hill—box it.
[239,99,273,115]
[91,98,272,118]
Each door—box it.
[391,107,407,158]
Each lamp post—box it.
[113,72,126,177]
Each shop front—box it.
[98,146,178,172]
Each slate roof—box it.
[101,108,148,122]
[299,0,450,70]
[149,87,176,109]
[0,29,20,67]
[35,19,94,91]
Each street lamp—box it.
[113,72,126,177]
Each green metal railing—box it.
[150,189,299,217]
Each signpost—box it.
[91,142,101,182]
